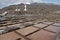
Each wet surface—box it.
[27,29,55,40]
[0,21,60,40]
